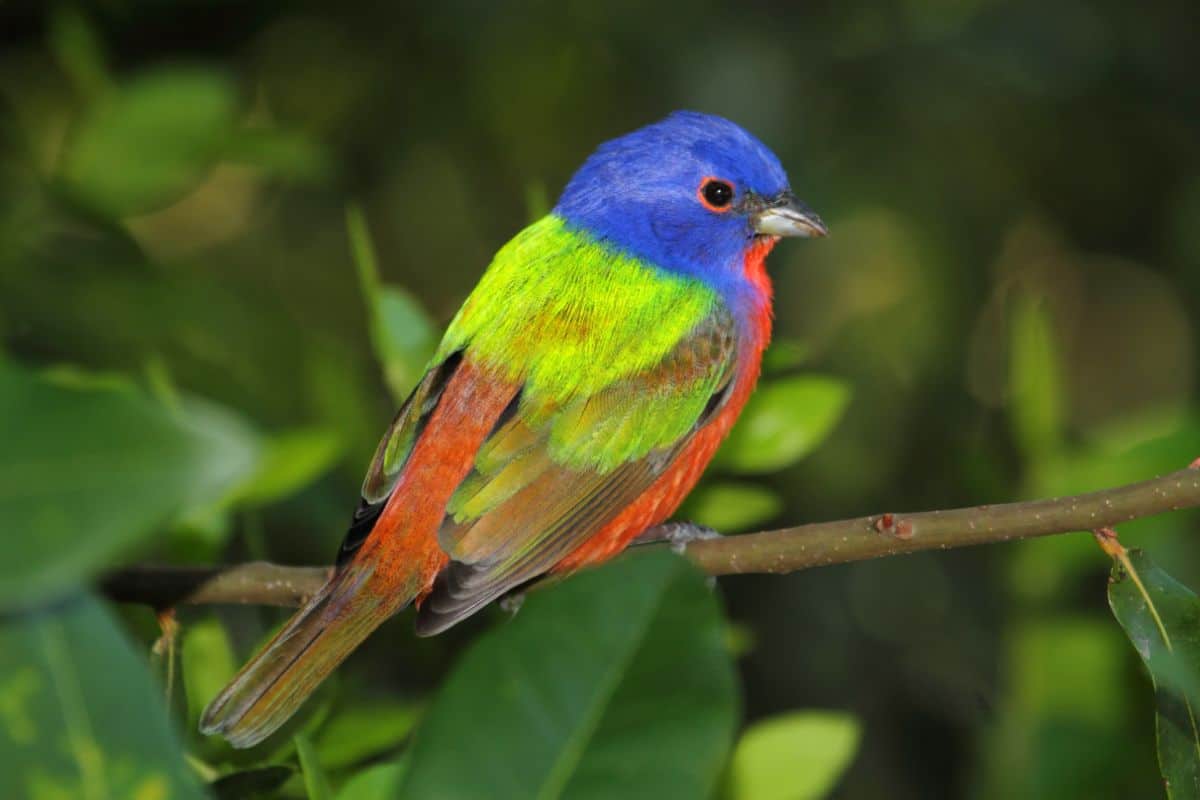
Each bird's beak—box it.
[751,193,828,238]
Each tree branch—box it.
[100,562,331,608]
[100,466,1200,608]
[689,465,1200,575]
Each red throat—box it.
[741,235,777,350]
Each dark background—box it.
[3,2,1199,797]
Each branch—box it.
[101,466,1200,608]
[100,562,331,608]
[689,465,1200,575]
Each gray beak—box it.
[751,193,828,238]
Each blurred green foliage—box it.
[1,1,1199,797]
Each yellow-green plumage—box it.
[438,214,730,472]
[402,215,744,630]
[361,214,730,512]
[355,213,743,616]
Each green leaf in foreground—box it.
[315,698,420,770]
[0,594,205,799]
[1107,548,1200,799]
[396,550,737,800]
[297,731,333,800]
[718,376,850,474]
[0,362,258,609]
[726,711,861,800]
[337,763,405,800]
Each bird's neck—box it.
[734,236,776,356]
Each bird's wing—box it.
[414,305,739,634]
[336,215,740,632]
[334,349,471,566]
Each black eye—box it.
[700,179,734,211]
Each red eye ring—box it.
[698,177,735,212]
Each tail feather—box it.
[200,564,402,748]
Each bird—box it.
[200,110,827,748]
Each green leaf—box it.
[1008,296,1064,459]
[181,618,237,727]
[315,699,420,771]
[719,376,851,474]
[346,205,437,401]
[726,711,861,800]
[0,593,205,799]
[1107,549,1200,799]
[63,67,238,216]
[228,427,343,507]
[297,731,334,800]
[0,362,258,609]
[682,481,782,532]
[375,287,437,395]
[337,763,405,800]
[396,550,737,800]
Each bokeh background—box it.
[2,2,1199,798]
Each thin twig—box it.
[99,466,1200,609]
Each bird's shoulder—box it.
[438,214,734,402]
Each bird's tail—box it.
[199,562,403,748]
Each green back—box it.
[437,214,726,470]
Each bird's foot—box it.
[498,592,524,616]
[632,521,722,554]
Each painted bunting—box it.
[201,111,826,747]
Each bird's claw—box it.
[498,592,524,616]
[632,521,722,553]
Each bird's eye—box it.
[698,178,734,212]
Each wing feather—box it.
[416,307,738,634]
[336,350,464,565]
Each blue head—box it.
[555,111,825,298]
